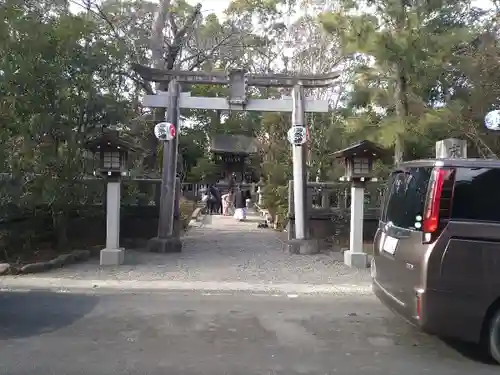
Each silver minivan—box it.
[372,158,500,364]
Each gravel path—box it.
[7,210,371,286]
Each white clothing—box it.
[234,207,246,220]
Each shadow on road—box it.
[0,291,99,339]
[442,338,497,365]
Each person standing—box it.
[233,185,247,221]
[209,185,222,215]
[201,191,208,213]
[228,189,235,215]
[244,188,252,209]
[228,173,236,192]
[221,191,228,216]
[221,189,233,216]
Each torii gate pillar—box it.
[147,79,182,253]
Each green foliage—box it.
[179,197,196,230]
[178,126,207,181]
[0,0,133,250]
[187,157,222,184]
[2,0,500,247]
[318,0,499,161]
[262,183,289,229]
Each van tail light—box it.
[422,168,447,233]
[422,167,454,244]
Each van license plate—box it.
[382,235,398,255]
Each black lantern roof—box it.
[209,134,260,156]
[84,128,139,153]
[332,140,387,160]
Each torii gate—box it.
[133,63,340,253]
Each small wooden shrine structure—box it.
[209,134,260,183]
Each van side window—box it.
[452,168,500,223]
[383,167,431,230]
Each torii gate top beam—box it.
[132,63,341,88]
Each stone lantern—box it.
[85,128,138,266]
[86,128,136,178]
[332,140,387,269]
[256,177,265,206]
[334,140,385,183]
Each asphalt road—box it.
[0,290,498,375]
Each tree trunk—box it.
[143,1,202,172]
[393,0,410,165]
[52,209,68,250]
[151,0,172,72]
[142,0,171,172]
[393,62,410,165]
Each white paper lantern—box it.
[485,110,500,131]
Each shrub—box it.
[262,183,289,230]
[179,197,196,230]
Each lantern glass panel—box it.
[103,151,121,169]
[353,157,370,175]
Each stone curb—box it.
[191,206,203,220]
[0,249,91,276]
[0,277,373,295]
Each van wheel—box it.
[487,309,500,364]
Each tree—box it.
[320,0,482,163]
[0,0,132,249]
[69,0,259,172]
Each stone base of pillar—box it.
[100,248,125,266]
[147,236,182,253]
[285,239,320,255]
[344,250,368,269]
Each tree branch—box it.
[168,12,178,36]
[151,0,173,71]
[165,3,202,69]
[118,70,154,95]
[182,31,237,70]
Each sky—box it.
[190,0,494,12]
[69,0,230,15]
[188,0,495,14]
[473,0,493,7]
[188,0,229,15]
[71,0,494,18]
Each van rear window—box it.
[382,167,432,230]
[452,167,500,223]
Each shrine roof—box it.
[331,140,388,159]
[84,128,140,153]
[209,134,260,155]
